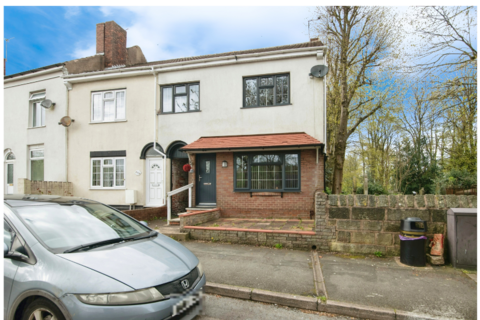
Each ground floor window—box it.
[91,157,125,188]
[234,152,300,192]
[29,146,44,181]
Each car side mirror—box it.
[140,221,148,227]
[4,243,9,257]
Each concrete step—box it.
[186,207,217,212]
[163,232,189,241]
[169,217,180,225]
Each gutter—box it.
[63,46,327,84]
[63,76,72,182]
[180,143,324,153]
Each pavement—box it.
[194,294,355,320]
[185,241,477,320]
[184,241,316,296]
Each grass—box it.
[374,251,384,258]
[274,243,283,249]
[212,223,219,227]
[319,296,327,303]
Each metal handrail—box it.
[167,183,193,225]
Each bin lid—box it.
[447,208,477,216]
[401,217,425,222]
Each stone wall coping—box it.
[184,226,316,235]
[179,208,219,217]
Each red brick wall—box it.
[96,21,127,68]
[189,150,324,219]
[123,206,167,221]
[171,158,189,214]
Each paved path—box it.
[184,242,316,296]
[320,252,477,319]
[194,294,354,320]
[195,218,315,232]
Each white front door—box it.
[5,163,14,194]
[146,158,164,206]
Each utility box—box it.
[125,190,137,205]
[447,208,477,269]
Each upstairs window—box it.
[30,91,46,127]
[91,89,126,122]
[234,152,300,192]
[161,83,200,113]
[243,74,289,108]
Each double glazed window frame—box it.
[29,91,46,128]
[160,82,200,114]
[91,89,127,123]
[233,151,301,192]
[29,146,44,181]
[90,157,126,189]
[243,73,290,108]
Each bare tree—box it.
[408,6,477,75]
[314,6,403,194]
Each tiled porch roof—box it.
[180,132,323,152]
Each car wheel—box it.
[21,298,66,320]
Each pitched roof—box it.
[180,132,323,152]
[4,62,64,80]
[135,40,324,68]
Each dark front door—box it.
[196,153,216,205]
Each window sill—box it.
[89,187,126,190]
[241,104,292,109]
[89,120,127,124]
[158,110,202,115]
[27,126,46,129]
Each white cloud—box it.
[64,6,81,19]
[70,44,96,60]
[71,6,316,63]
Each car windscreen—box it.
[12,202,150,253]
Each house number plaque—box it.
[204,183,211,185]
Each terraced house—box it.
[6,20,329,224]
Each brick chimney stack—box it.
[96,21,127,68]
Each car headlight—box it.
[76,287,165,305]
[197,262,204,278]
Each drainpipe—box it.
[63,80,72,182]
[150,67,167,206]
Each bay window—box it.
[234,152,300,192]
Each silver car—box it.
[4,195,205,320]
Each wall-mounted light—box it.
[222,161,228,168]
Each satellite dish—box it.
[310,65,329,78]
[58,116,74,127]
[40,99,55,109]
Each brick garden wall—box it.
[180,209,221,229]
[324,194,477,255]
[123,206,167,221]
[182,193,476,255]
[187,150,324,219]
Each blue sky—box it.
[4,6,317,76]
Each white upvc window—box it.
[30,92,46,127]
[91,157,126,189]
[29,145,44,181]
[91,89,126,122]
